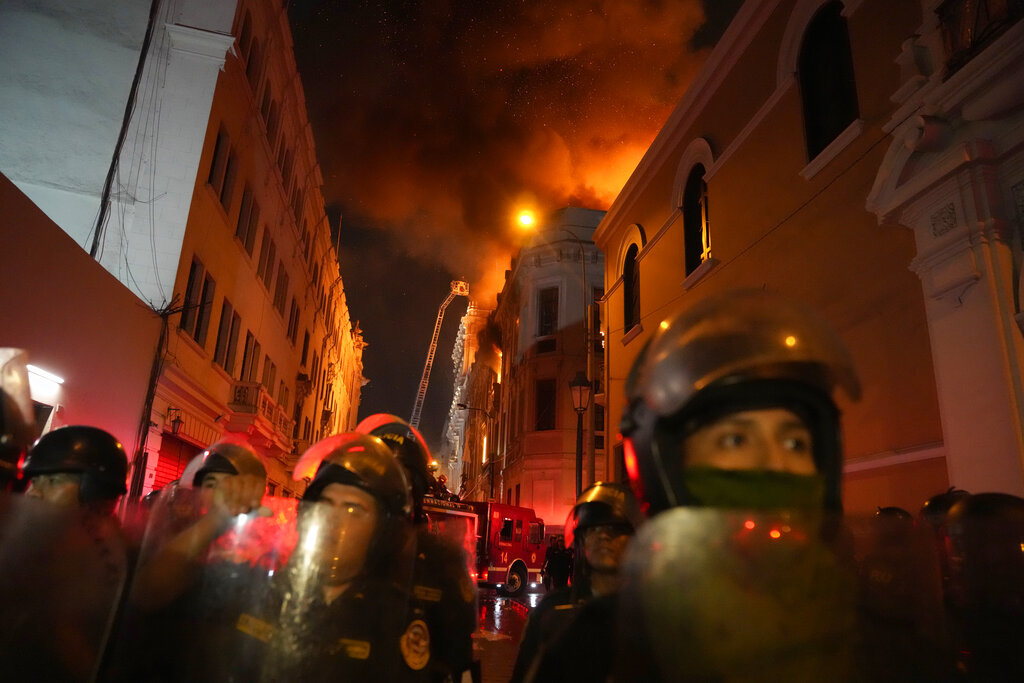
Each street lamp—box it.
[569,370,591,497]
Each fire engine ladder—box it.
[409,280,469,429]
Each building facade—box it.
[0,0,365,495]
[448,207,605,530]
[594,0,1024,512]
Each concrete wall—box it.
[0,173,162,461]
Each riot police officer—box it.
[514,481,642,683]
[615,289,864,681]
[5,426,129,680]
[356,413,478,682]
[22,425,128,513]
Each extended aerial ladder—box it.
[409,280,469,428]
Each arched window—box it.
[798,1,858,160]
[623,244,640,332]
[682,164,709,276]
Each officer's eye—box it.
[782,436,810,452]
[717,432,747,449]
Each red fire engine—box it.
[469,502,545,596]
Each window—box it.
[267,482,277,496]
[287,298,300,345]
[535,379,556,431]
[257,235,276,285]
[514,519,523,542]
[180,258,215,347]
[273,261,289,314]
[235,187,259,256]
[237,12,253,62]
[213,299,241,374]
[207,129,236,211]
[259,86,272,123]
[537,287,558,337]
[500,518,514,542]
[683,164,710,276]
[262,356,276,391]
[798,1,859,160]
[301,331,310,365]
[240,332,260,382]
[246,38,263,92]
[515,484,521,506]
[292,187,305,224]
[528,523,544,545]
[266,99,280,144]
[506,488,512,505]
[278,380,289,410]
[623,244,640,331]
[594,403,606,452]
[592,286,604,352]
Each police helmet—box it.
[564,481,643,547]
[355,413,430,518]
[620,289,860,514]
[296,432,412,519]
[920,487,971,527]
[186,438,267,488]
[22,426,128,502]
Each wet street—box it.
[474,586,547,682]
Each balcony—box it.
[936,0,1023,76]
[226,380,294,452]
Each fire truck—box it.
[469,502,546,597]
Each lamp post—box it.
[569,370,591,497]
[456,402,493,500]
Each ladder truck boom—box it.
[410,280,469,428]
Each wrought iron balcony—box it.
[227,381,295,449]
[936,0,1023,76]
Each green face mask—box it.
[683,467,825,510]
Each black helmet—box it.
[564,481,643,547]
[355,413,430,519]
[185,438,267,488]
[22,426,128,502]
[920,487,971,527]
[620,290,861,514]
[295,432,412,519]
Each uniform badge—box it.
[400,619,431,670]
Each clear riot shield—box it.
[418,499,480,679]
[618,509,958,682]
[0,492,128,682]
[107,488,426,682]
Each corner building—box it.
[148,1,365,495]
[595,0,1024,510]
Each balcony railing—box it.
[229,381,294,443]
[936,0,1023,76]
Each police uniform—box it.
[509,586,582,683]
[408,526,477,682]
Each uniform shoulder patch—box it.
[236,613,275,642]
[400,618,431,670]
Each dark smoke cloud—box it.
[287,0,741,444]
[289,0,733,302]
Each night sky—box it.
[285,0,743,450]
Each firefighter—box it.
[21,425,128,512]
[614,289,865,680]
[513,481,642,683]
[356,413,478,683]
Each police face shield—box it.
[0,491,128,682]
[108,483,428,681]
[616,508,975,682]
[0,348,37,489]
